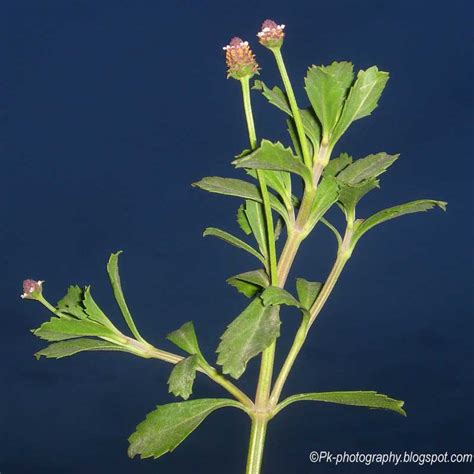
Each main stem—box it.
[246,415,268,474]
[242,48,317,474]
[240,76,279,473]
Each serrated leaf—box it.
[244,201,268,261]
[83,286,115,328]
[203,227,265,265]
[167,355,199,400]
[128,399,242,459]
[57,285,87,319]
[332,66,389,143]
[338,178,380,215]
[34,338,129,359]
[337,153,399,185]
[352,200,447,243]
[276,391,406,416]
[253,80,291,114]
[254,81,321,151]
[233,140,312,188]
[306,176,340,233]
[192,177,289,223]
[296,278,322,310]
[167,321,201,356]
[260,286,301,308]
[33,317,120,340]
[227,269,269,298]
[31,328,82,342]
[323,152,353,177]
[236,204,252,235]
[217,298,280,379]
[305,62,354,139]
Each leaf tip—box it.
[438,201,448,211]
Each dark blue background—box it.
[2,1,472,473]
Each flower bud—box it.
[257,19,285,49]
[223,37,259,80]
[21,279,44,300]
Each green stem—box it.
[200,364,255,409]
[37,296,253,408]
[272,47,312,170]
[269,227,353,406]
[241,74,277,406]
[245,415,269,474]
[240,77,278,284]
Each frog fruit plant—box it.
[22,19,446,474]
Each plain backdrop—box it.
[2,1,473,473]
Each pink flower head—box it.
[223,37,259,80]
[21,279,44,300]
[257,19,285,49]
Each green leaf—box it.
[236,204,252,235]
[337,153,399,185]
[338,178,380,215]
[34,338,130,359]
[167,321,201,356]
[253,80,291,115]
[167,355,199,400]
[248,169,292,209]
[244,201,268,261]
[299,108,321,152]
[276,391,406,416]
[57,285,87,319]
[305,62,354,139]
[192,177,289,223]
[253,81,321,151]
[320,218,343,247]
[31,328,81,342]
[233,140,313,188]
[203,228,265,265]
[274,216,284,241]
[227,269,269,298]
[128,399,242,459]
[287,118,303,159]
[217,298,280,379]
[33,316,121,340]
[323,152,353,177]
[83,286,115,328]
[353,200,447,243]
[296,278,322,310]
[107,252,143,341]
[306,176,340,233]
[260,286,301,308]
[332,66,389,143]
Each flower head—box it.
[21,279,44,300]
[257,19,285,49]
[223,37,259,80]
